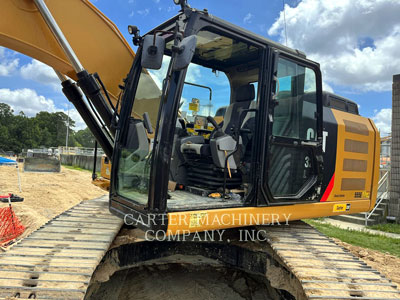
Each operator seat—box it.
[181,84,255,170]
[220,84,255,135]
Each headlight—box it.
[128,25,137,35]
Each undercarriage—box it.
[1,199,398,300]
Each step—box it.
[370,203,388,212]
[366,208,387,218]
[353,212,382,219]
[373,207,387,213]
[376,198,389,205]
[330,214,379,226]
[378,203,388,210]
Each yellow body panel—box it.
[92,155,111,191]
[368,117,381,210]
[325,109,380,203]
[166,200,371,234]
[0,0,134,103]
[92,177,110,191]
[100,155,111,180]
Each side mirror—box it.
[172,35,197,71]
[141,35,165,70]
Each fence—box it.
[58,147,104,156]
[60,154,102,171]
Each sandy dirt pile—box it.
[334,239,400,288]
[0,164,107,239]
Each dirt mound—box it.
[334,238,400,288]
[0,164,107,240]
[88,263,291,300]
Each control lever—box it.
[178,118,186,130]
[207,116,220,131]
[142,112,153,134]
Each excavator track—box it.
[259,221,400,300]
[0,202,398,300]
[87,221,400,300]
[0,196,123,300]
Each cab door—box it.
[261,53,323,203]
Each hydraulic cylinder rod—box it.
[34,0,116,137]
[33,0,84,73]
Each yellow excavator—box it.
[1,1,394,299]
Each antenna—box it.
[282,0,288,46]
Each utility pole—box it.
[389,74,400,222]
[65,102,70,150]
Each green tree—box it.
[0,103,83,153]
[0,103,14,124]
[34,111,76,147]
[75,127,96,148]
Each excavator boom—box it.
[0,0,134,104]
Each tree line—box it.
[0,103,95,153]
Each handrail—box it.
[377,171,388,190]
[365,170,389,226]
[365,192,387,226]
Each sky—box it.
[0,0,399,135]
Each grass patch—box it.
[63,165,100,176]
[368,223,400,234]
[63,165,91,172]
[305,219,400,257]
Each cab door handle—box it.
[301,141,320,147]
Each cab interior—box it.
[166,50,261,210]
[116,28,319,211]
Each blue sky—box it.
[1,0,399,135]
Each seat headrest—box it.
[235,84,255,102]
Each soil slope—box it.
[0,163,107,240]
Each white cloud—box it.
[268,0,400,92]
[129,10,134,17]
[149,56,170,90]
[186,63,201,83]
[372,108,391,135]
[258,24,267,34]
[137,8,150,16]
[0,88,56,116]
[167,6,175,12]
[0,88,86,130]
[243,13,254,24]
[0,47,19,76]
[20,59,60,88]
[323,81,334,93]
[66,108,86,130]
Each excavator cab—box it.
[109,5,324,232]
